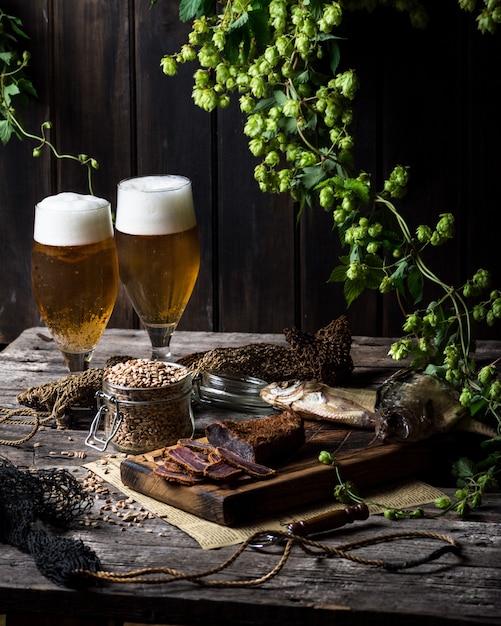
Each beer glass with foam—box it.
[115,175,200,360]
[32,193,119,372]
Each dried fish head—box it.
[375,369,467,444]
[259,380,318,407]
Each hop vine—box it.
[159,0,501,447]
[0,9,98,193]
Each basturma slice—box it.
[165,446,211,476]
[215,447,275,477]
[205,410,305,465]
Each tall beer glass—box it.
[115,175,200,361]
[32,193,119,372]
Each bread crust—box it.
[205,411,305,465]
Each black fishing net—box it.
[0,456,102,587]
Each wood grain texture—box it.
[120,424,448,525]
[0,329,500,625]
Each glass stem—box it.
[62,350,93,372]
[145,324,176,361]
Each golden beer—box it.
[32,237,118,353]
[32,192,118,371]
[115,226,200,325]
[116,175,200,360]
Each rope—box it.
[72,528,461,588]
[0,408,51,446]
[0,366,105,446]
[17,368,104,428]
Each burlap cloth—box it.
[85,455,445,550]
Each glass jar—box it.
[192,369,272,413]
[86,361,194,454]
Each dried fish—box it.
[375,369,467,443]
[260,380,376,429]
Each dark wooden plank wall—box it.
[1,0,500,344]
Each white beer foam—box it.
[34,192,113,246]
[116,175,197,235]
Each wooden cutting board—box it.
[120,420,448,526]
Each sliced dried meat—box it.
[165,446,211,476]
[154,464,204,485]
[177,438,216,454]
[215,447,276,478]
[203,459,243,481]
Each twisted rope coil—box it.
[73,529,461,588]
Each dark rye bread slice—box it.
[205,411,305,465]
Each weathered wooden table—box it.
[0,328,500,626]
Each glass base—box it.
[62,350,94,372]
[144,324,176,361]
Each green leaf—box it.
[424,363,448,378]
[6,14,29,40]
[453,457,475,480]
[307,0,327,20]
[273,89,287,105]
[390,258,410,295]
[228,12,249,32]
[433,314,460,354]
[296,70,310,84]
[0,51,12,64]
[407,263,424,304]
[328,263,347,283]
[363,254,385,289]
[280,116,299,134]
[247,5,271,48]
[225,27,251,63]
[343,177,371,203]
[303,112,318,131]
[326,40,341,75]
[301,165,325,189]
[349,244,363,263]
[0,119,13,145]
[179,0,215,21]
[18,77,38,99]
[470,398,488,417]
[254,95,278,111]
[2,82,20,106]
[344,278,365,307]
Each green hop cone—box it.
[456,500,470,516]
[434,496,451,510]
[318,450,335,465]
[384,509,397,520]
[160,55,177,76]
[416,224,432,243]
[473,268,491,290]
[478,365,496,385]
[379,276,394,294]
[489,380,501,401]
[319,186,335,209]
